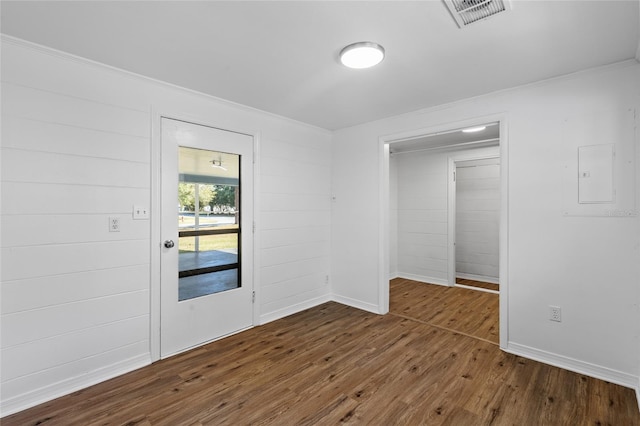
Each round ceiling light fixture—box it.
[340,42,385,69]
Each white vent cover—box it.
[443,0,511,27]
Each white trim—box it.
[379,143,390,314]
[252,132,263,327]
[454,284,498,295]
[506,342,639,391]
[498,117,509,350]
[456,272,500,285]
[259,294,332,325]
[332,294,381,315]
[636,380,640,413]
[635,2,640,63]
[0,35,331,135]
[0,354,150,418]
[395,273,449,287]
[380,115,505,148]
[149,108,162,362]
[447,157,457,287]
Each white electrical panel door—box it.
[578,144,614,204]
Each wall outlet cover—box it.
[109,216,120,232]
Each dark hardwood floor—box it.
[4,280,639,425]
[391,278,499,344]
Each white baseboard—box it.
[396,273,449,287]
[1,354,150,418]
[456,272,499,285]
[506,342,638,391]
[389,272,399,280]
[332,294,381,314]
[259,294,332,325]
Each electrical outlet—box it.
[109,216,120,232]
[549,306,562,322]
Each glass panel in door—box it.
[177,147,241,301]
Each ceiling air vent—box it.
[443,0,511,27]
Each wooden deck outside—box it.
[3,279,638,425]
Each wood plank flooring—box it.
[4,281,639,425]
[456,277,500,292]
[392,278,499,344]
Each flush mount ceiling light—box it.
[340,42,385,69]
[462,126,487,133]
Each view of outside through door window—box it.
[178,146,241,301]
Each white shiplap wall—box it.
[395,151,448,284]
[1,38,331,415]
[455,160,500,283]
[1,76,153,411]
[394,147,499,285]
[259,136,331,321]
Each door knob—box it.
[164,240,175,248]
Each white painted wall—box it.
[0,38,331,415]
[332,61,640,388]
[396,150,448,285]
[455,159,500,283]
[392,147,499,286]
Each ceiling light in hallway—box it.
[462,126,487,133]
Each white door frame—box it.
[379,113,509,349]
[149,108,260,362]
[447,154,500,288]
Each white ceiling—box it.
[2,1,639,130]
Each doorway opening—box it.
[382,118,507,348]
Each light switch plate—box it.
[133,205,149,220]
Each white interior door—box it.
[160,117,254,358]
[448,156,500,287]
